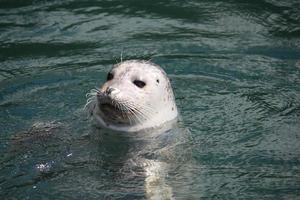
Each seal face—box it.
[85,60,178,132]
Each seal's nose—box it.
[106,87,119,97]
[106,87,114,95]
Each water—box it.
[1,0,300,199]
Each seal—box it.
[85,60,178,132]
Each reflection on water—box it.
[1,0,300,199]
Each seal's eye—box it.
[133,80,146,88]
[107,72,114,81]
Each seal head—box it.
[85,60,178,132]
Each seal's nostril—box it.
[106,87,118,96]
[106,87,112,95]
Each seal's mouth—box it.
[100,102,128,113]
[98,100,135,125]
[101,103,117,111]
[96,91,147,125]
[97,91,130,112]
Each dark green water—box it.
[1,0,300,199]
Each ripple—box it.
[1,0,300,199]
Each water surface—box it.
[1,0,300,199]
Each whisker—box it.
[109,98,150,124]
[126,104,151,124]
[121,50,123,63]
[84,99,96,112]
[86,96,96,101]
[126,107,142,124]
[86,92,96,98]
[87,89,157,126]
[125,100,155,118]
[92,88,100,93]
